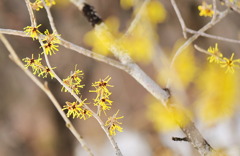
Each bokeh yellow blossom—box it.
[84,17,120,56]
[147,101,190,132]
[45,0,56,7]
[195,64,238,125]
[119,23,155,63]
[142,0,166,24]
[120,0,135,9]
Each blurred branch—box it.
[0,33,94,156]
[125,0,150,35]
[186,28,240,44]
[221,0,240,14]
[170,0,187,38]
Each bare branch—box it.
[170,0,187,38]
[125,0,150,35]
[41,0,58,33]
[0,28,128,74]
[24,0,37,26]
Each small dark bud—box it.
[172,137,190,142]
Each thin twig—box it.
[186,28,240,44]
[125,0,150,35]
[25,0,37,26]
[194,44,225,63]
[170,0,187,38]
[211,0,217,22]
[0,28,127,72]
[41,0,58,33]
[0,33,94,156]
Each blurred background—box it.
[1,0,240,156]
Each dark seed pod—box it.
[82,3,102,27]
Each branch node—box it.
[172,137,190,142]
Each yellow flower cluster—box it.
[90,76,113,116]
[62,99,92,120]
[41,29,61,55]
[207,43,240,73]
[22,54,55,79]
[198,1,214,17]
[24,25,60,55]
[195,64,238,125]
[61,68,85,95]
[61,74,124,135]
[105,110,124,136]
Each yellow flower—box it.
[63,101,82,118]
[61,68,84,94]
[198,1,214,17]
[45,0,56,7]
[42,42,59,55]
[30,0,43,11]
[24,24,42,40]
[105,110,124,136]
[90,76,113,98]
[90,76,113,115]
[41,29,60,55]
[207,43,223,63]
[220,53,240,73]
[94,97,113,116]
[42,29,60,44]
[79,108,92,120]
[62,99,92,120]
[38,66,56,79]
